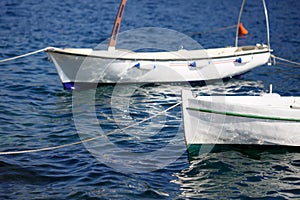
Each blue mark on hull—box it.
[188,61,197,67]
[235,58,242,63]
[133,63,140,69]
[63,82,76,90]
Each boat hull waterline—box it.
[181,90,300,148]
[46,45,270,89]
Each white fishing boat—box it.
[46,0,272,89]
[181,89,300,149]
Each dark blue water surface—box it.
[1,0,300,199]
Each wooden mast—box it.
[108,0,127,50]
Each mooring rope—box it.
[0,47,299,155]
[271,54,300,67]
[0,47,55,63]
[0,102,182,155]
[1,46,299,69]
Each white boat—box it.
[181,89,300,150]
[46,0,272,89]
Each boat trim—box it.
[46,49,270,62]
[186,107,300,122]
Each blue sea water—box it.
[0,0,300,199]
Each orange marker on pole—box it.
[239,22,248,35]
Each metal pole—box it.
[235,0,246,47]
[262,0,270,50]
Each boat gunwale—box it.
[186,106,300,122]
[46,47,271,62]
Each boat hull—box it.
[46,46,270,89]
[181,90,300,148]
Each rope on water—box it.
[0,47,55,63]
[0,102,182,155]
[271,54,300,67]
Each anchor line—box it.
[0,47,55,63]
[0,102,182,155]
[1,47,299,69]
[271,54,300,67]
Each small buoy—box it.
[239,22,248,35]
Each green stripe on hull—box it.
[186,107,300,122]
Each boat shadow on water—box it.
[63,75,243,91]
[188,144,300,161]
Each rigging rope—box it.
[271,54,300,67]
[0,102,182,155]
[0,47,54,63]
[190,25,236,36]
